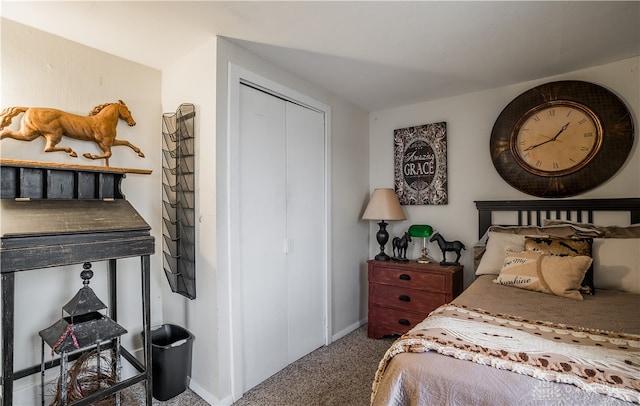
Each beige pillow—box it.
[543,219,640,238]
[475,232,525,275]
[493,250,592,300]
[488,224,602,238]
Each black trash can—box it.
[149,324,194,401]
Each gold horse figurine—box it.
[0,100,145,166]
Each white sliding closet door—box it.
[239,85,288,390]
[238,84,325,392]
[285,102,325,363]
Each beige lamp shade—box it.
[362,188,406,221]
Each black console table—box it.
[0,159,154,405]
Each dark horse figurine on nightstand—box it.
[430,232,465,265]
[392,232,411,261]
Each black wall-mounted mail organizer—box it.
[162,104,196,299]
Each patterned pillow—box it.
[524,237,594,295]
[494,250,592,300]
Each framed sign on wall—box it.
[394,122,448,205]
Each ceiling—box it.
[2,1,639,111]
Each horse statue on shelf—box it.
[430,232,466,265]
[392,231,411,261]
[0,100,144,166]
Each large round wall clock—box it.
[490,80,634,198]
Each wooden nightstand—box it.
[367,260,463,338]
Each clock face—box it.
[490,80,634,198]
[512,102,602,176]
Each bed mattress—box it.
[371,275,640,406]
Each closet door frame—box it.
[227,63,331,400]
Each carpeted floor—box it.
[126,324,394,405]
[150,390,209,406]
[232,324,395,406]
[121,383,209,406]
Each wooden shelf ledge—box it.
[0,158,152,175]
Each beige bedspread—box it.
[371,275,640,406]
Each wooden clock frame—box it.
[490,80,634,198]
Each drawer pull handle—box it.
[399,295,411,302]
[398,319,410,326]
[399,274,411,281]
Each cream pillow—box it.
[475,232,525,275]
[494,250,592,300]
[592,238,640,293]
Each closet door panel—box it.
[285,102,325,363]
[239,85,288,390]
[237,83,326,392]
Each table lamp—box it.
[408,224,437,263]
[362,188,406,260]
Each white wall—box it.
[215,37,370,403]
[157,36,371,403]
[0,18,164,400]
[160,38,219,402]
[369,56,640,287]
[215,36,371,331]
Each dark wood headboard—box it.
[475,198,640,239]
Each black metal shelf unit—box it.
[162,104,196,299]
[0,160,154,406]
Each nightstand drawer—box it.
[368,305,424,337]
[370,267,446,292]
[370,284,445,314]
[367,260,463,338]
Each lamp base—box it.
[417,255,438,264]
[373,221,391,261]
[417,244,437,264]
[375,252,391,261]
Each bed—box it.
[371,198,640,406]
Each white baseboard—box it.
[188,378,229,405]
[331,317,367,342]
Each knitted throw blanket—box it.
[371,305,640,404]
